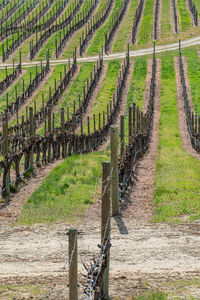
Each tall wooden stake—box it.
[69,229,78,300]
[102,161,111,298]
[110,125,120,215]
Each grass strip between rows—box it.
[153,54,200,223]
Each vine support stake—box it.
[120,115,124,157]
[110,125,120,215]
[29,107,34,169]
[102,161,111,297]
[2,115,10,198]
[68,229,78,300]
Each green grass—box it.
[87,0,123,56]
[183,48,200,114]
[153,55,200,223]
[112,0,138,53]
[160,0,173,38]
[83,60,120,132]
[17,151,109,225]
[62,0,109,58]
[0,67,14,81]
[138,0,154,44]
[0,284,45,300]
[0,67,35,113]
[177,0,192,31]
[123,58,147,143]
[126,58,147,110]
[193,0,200,16]
[132,292,168,300]
[38,0,93,59]
[38,62,95,134]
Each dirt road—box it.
[1,35,200,69]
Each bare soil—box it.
[122,59,161,221]
[174,56,200,160]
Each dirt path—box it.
[174,56,200,160]
[2,35,200,68]
[1,216,200,299]
[121,59,161,221]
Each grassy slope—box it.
[86,0,123,56]
[62,0,108,58]
[17,151,109,225]
[183,48,200,114]
[112,0,138,53]
[177,0,192,31]
[84,60,120,132]
[193,0,200,16]
[124,58,147,143]
[0,68,33,112]
[153,55,200,223]
[17,60,121,224]
[38,0,92,60]
[38,62,95,133]
[160,0,173,39]
[137,0,154,45]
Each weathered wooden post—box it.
[110,125,120,215]
[101,161,111,298]
[68,229,78,300]
[120,115,124,157]
[2,115,10,197]
[48,107,51,162]
[29,107,34,169]
[129,106,132,142]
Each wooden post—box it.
[61,108,65,134]
[129,106,132,141]
[93,114,96,132]
[72,115,76,133]
[68,229,78,300]
[120,115,124,157]
[101,161,111,297]
[2,116,10,197]
[132,103,136,134]
[110,125,120,215]
[29,107,34,169]
[48,107,51,162]
[87,116,90,135]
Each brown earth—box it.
[174,56,200,160]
